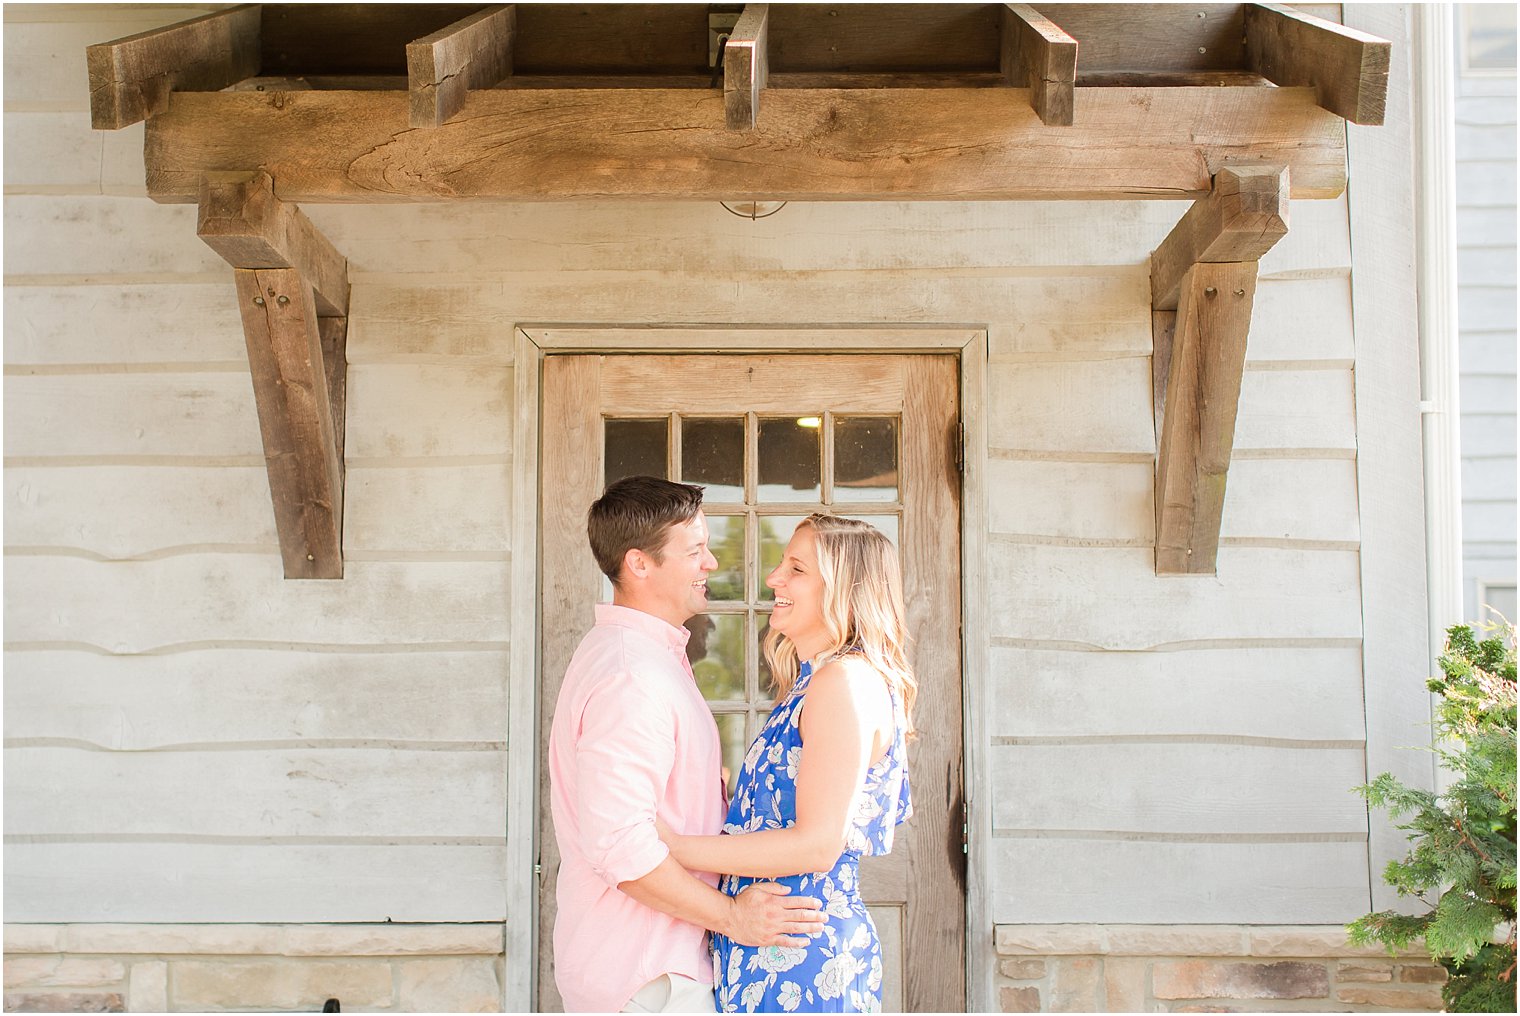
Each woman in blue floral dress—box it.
[659,514,914,1013]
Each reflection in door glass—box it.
[687,612,745,702]
[682,418,744,503]
[604,418,667,487]
[841,514,899,552]
[835,417,899,503]
[757,515,809,601]
[714,711,747,798]
[702,514,745,601]
[759,417,821,501]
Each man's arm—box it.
[572,670,825,945]
[619,857,825,947]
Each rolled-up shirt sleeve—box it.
[574,666,676,887]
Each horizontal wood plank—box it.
[4,842,507,923]
[4,463,510,559]
[3,556,510,650]
[992,743,1367,833]
[143,87,1348,202]
[345,364,513,459]
[3,285,246,365]
[991,839,1369,924]
[987,544,1363,649]
[987,457,1361,544]
[87,5,260,129]
[598,355,906,414]
[1234,369,1357,453]
[5,746,505,838]
[990,645,1366,740]
[2,648,510,748]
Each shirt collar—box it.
[594,603,692,654]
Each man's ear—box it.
[622,547,650,582]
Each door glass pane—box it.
[759,417,821,501]
[714,711,748,798]
[682,417,745,503]
[703,514,745,601]
[687,612,746,702]
[757,515,809,601]
[835,416,899,503]
[604,418,667,486]
[841,514,900,552]
[757,612,777,699]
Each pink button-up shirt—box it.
[549,604,726,1013]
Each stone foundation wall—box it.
[995,925,1447,1013]
[3,924,505,1013]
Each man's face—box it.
[642,512,719,625]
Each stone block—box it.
[1105,927,1248,957]
[1104,957,1147,1013]
[60,926,282,956]
[1153,960,1329,1000]
[1335,984,1444,1008]
[126,963,166,1013]
[2,930,62,955]
[2,993,124,1012]
[285,924,503,957]
[3,960,125,990]
[1398,963,1449,983]
[1172,1007,1236,1013]
[999,959,1047,980]
[1336,960,1393,982]
[170,959,393,1011]
[997,925,1108,955]
[395,957,502,1012]
[999,985,1041,1012]
[1246,926,1425,958]
[1049,957,1101,1012]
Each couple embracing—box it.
[549,477,915,1014]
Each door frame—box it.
[505,325,994,1012]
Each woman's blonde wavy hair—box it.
[762,513,917,736]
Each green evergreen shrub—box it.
[1348,620,1517,1012]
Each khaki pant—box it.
[621,974,717,1013]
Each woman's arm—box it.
[663,660,889,878]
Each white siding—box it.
[1455,53,1518,622]
[4,5,1383,937]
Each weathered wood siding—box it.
[1455,51,1517,623]
[4,4,1389,938]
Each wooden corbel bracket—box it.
[1150,165,1289,575]
[198,171,349,579]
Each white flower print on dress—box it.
[750,943,807,973]
[777,981,802,1012]
[814,952,866,1000]
[740,980,765,1012]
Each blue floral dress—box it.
[711,660,912,1014]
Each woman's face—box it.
[766,524,829,656]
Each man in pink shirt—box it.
[550,477,826,1013]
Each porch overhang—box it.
[86,2,1392,578]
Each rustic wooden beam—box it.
[1154,263,1258,575]
[1150,165,1290,311]
[234,268,345,579]
[407,5,516,128]
[197,171,350,317]
[1245,3,1391,125]
[1000,4,1078,126]
[86,5,261,130]
[145,87,1346,203]
[724,4,769,131]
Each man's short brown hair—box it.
[587,476,704,587]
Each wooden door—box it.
[538,354,964,1012]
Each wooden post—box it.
[199,173,350,579]
[1154,263,1258,574]
[1245,3,1392,125]
[724,4,769,131]
[407,5,516,128]
[234,269,345,579]
[1001,4,1078,126]
[1151,165,1289,575]
[87,5,261,130]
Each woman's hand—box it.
[655,817,687,866]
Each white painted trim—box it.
[504,330,543,1012]
[959,331,995,1014]
[1415,2,1465,720]
[1343,3,1441,914]
[512,324,988,1007]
